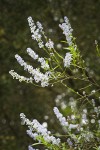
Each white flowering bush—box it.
[9,16,100,150]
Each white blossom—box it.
[63,52,72,67]
[27,48,49,70]
[20,113,61,146]
[36,21,43,31]
[38,41,44,48]
[9,70,33,83]
[59,16,73,46]
[27,16,43,43]
[45,39,54,49]
[53,107,68,126]
[38,57,49,70]
[31,29,42,41]
[14,54,50,87]
[27,48,38,60]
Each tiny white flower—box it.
[36,21,43,31]
[45,39,54,49]
[38,41,44,48]
[63,52,72,67]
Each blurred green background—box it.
[0,0,100,149]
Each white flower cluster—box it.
[27,48,49,70]
[9,70,33,83]
[59,16,73,46]
[45,39,54,49]
[27,48,39,60]
[27,16,44,48]
[53,107,78,130]
[14,54,50,87]
[28,17,54,50]
[63,52,72,67]
[53,107,68,126]
[38,57,49,70]
[20,113,61,146]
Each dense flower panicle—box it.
[27,48,39,60]
[20,113,61,146]
[27,16,44,48]
[27,16,34,27]
[63,52,72,67]
[32,69,50,87]
[53,107,68,126]
[27,17,36,34]
[9,70,33,83]
[14,54,50,87]
[36,21,43,31]
[20,113,32,126]
[53,107,79,131]
[59,16,73,46]
[45,39,54,49]
[31,29,42,41]
[38,57,49,70]
[15,54,25,66]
